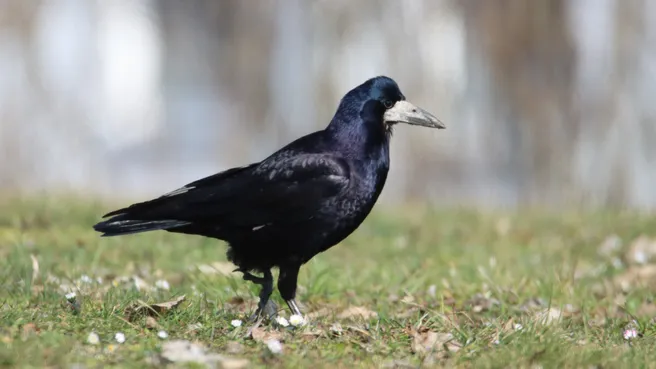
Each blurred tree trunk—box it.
[461,0,577,205]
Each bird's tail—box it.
[93,214,190,237]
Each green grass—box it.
[1,197,656,368]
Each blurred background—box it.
[1,0,655,209]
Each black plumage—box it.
[94,76,444,319]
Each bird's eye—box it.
[382,100,394,109]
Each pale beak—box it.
[383,100,445,129]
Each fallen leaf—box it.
[224,341,244,354]
[145,316,159,330]
[466,293,500,313]
[534,308,562,325]
[21,323,38,340]
[517,297,547,312]
[160,340,248,368]
[614,265,656,291]
[126,295,186,320]
[411,328,460,355]
[329,323,343,335]
[307,307,330,319]
[186,323,203,335]
[598,235,622,256]
[337,306,378,320]
[637,302,656,317]
[30,254,39,282]
[625,236,656,265]
[249,327,283,342]
[382,359,416,369]
[495,217,511,236]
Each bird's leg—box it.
[278,264,303,318]
[286,299,302,316]
[241,269,277,322]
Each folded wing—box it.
[93,154,350,237]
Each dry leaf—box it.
[517,297,547,312]
[337,306,378,320]
[411,328,460,355]
[637,302,656,317]
[307,307,330,319]
[249,327,283,342]
[30,254,39,282]
[329,323,343,335]
[625,236,656,265]
[21,323,38,340]
[224,341,244,354]
[466,293,500,313]
[614,265,656,291]
[126,295,186,320]
[145,316,159,330]
[534,308,562,325]
[598,235,622,256]
[160,340,248,368]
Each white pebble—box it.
[155,279,170,290]
[275,316,290,327]
[230,319,243,328]
[87,332,100,345]
[114,332,126,343]
[65,292,77,301]
[289,314,305,327]
[266,339,283,354]
[157,330,168,339]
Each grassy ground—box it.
[1,197,656,368]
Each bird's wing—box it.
[99,154,350,230]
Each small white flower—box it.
[275,316,290,327]
[289,314,305,327]
[265,339,283,354]
[65,292,77,301]
[96,276,104,284]
[427,284,437,298]
[79,275,92,284]
[623,328,638,340]
[155,279,170,290]
[87,332,100,345]
[230,319,243,328]
[157,330,168,339]
[514,323,523,331]
[132,276,147,291]
[493,339,500,345]
[114,332,126,343]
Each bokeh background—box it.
[1,0,655,209]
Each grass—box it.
[1,196,656,368]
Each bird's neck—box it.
[327,118,391,163]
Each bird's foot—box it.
[244,299,278,338]
[248,298,279,323]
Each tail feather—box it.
[93,215,190,237]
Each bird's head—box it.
[337,76,445,132]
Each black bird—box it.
[94,76,444,320]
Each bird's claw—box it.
[248,299,278,323]
[244,299,278,338]
[241,271,267,284]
